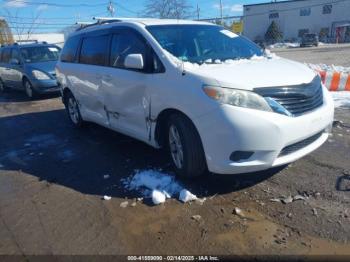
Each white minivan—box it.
[56,18,334,177]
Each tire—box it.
[64,91,84,128]
[23,79,36,99]
[0,78,7,94]
[167,114,207,178]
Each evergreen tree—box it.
[265,21,283,44]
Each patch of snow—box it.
[161,47,278,72]
[152,190,166,205]
[307,63,350,74]
[103,174,110,179]
[269,42,300,49]
[103,195,111,201]
[121,169,197,205]
[120,201,128,208]
[179,189,197,203]
[331,92,350,108]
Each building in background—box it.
[243,0,350,43]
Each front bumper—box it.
[193,86,334,175]
[30,78,60,94]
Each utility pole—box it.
[196,4,200,20]
[219,0,223,25]
[107,1,115,17]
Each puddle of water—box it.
[26,134,58,149]
[57,149,75,162]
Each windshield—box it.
[147,25,263,64]
[20,46,60,63]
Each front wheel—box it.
[167,114,207,178]
[24,79,36,99]
[65,92,84,128]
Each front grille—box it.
[255,77,324,116]
[278,131,323,157]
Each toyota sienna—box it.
[56,18,334,177]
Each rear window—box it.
[79,35,109,66]
[61,36,80,63]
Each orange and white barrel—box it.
[316,70,350,92]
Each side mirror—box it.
[124,54,144,70]
[10,58,20,65]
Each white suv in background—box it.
[56,18,334,177]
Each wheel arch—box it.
[62,87,73,104]
[154,108,203,149]
[22,75,29,85]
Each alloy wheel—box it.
[169,125,184,169]
[25,81,33,98]
[68,97,79,124]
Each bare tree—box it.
[2,8,42,42]
[143,0,193,19]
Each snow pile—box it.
[162,47,278,71]
[307,63,350,74]
[152,190,166,205]
[179,189,197,202]
[269,42,300,49]
[121,169,198,205]
[331,92,350,108]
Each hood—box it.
[185,57,316,90]
[26,61,57,75]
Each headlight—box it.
[203,85,272,112]
[32,70,50,80]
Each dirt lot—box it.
[274,43,350,67]
[0,90,349,259]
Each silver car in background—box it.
[0,42,61,99]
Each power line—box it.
[114,2,139,14]
[3,0,109,8]
[5,21,73,26]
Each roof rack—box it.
[15,40,39,44]
[75,18,122,31]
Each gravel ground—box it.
[0,89,349,258]
[274,43,350,67]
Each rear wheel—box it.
[24,79,36,99]
[65,92,84,128]
[167,114,206,178]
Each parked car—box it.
[300,33,319,47]
[0,42,61,98]
[56,18,334,178]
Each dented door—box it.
[101,67,151,142]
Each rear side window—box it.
[80,35,109,66]
[2,49,11,63]
[61,36,80,63]
[109,33,147,69]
